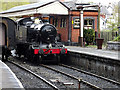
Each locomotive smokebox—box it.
[40,24,57,43]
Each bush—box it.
[83,29,95,45]
[113,35,120,42]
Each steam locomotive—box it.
[16,17,67,63]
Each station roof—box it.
[0,0,69,17]
[1,1,52,14]
[0,0,98,17]
[63,1,98,11]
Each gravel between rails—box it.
[50,65,120,89]
[8,57,92,89]
[6,62,52,89]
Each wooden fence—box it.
[100,31,118,45]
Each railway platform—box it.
[66,46,120,60]
[0,60,23,89]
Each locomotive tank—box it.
[18,17,57,44]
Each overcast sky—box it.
[4,0,119,5]
[65,0,119,5]
[37,0,119,5]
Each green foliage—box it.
[113,35,120,42]
[0,0,32,12]
[107,20,118,32]
[107,3,118,32]
[119,2,120,26]
[83,29,95,45]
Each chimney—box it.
[59,0,65,2]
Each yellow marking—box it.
[72,20,74,24]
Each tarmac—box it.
[0,60,23,89]
[66,46,120,61]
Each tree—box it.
[118,1,120,27]
[83,29,95,45]
[107,3,118,32]
[0,0,34,12]
[106,3,118,40]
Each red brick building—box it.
[49,2,99,44]
[0,1,99,45]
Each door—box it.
[0,23,5,46]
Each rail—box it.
[7,60,59,90]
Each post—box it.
[78,78,82,90]
[68,13,72,45]
[80,8,83,47]
[98,5,100,38]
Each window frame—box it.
[53,18,58,27]
[60,18,66,28]
[73,17,80,29]
[84,19,93,26]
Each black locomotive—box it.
[16,17,67,63]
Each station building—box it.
[0,0,99,45]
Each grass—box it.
[85,44,106,49]
[113,35,120,42]
[85,45,97,48]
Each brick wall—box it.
[100,14,106,19]
[49,10,98,43]
[70,11,80,42]
[70,11,98,43]
[50,15,69,42]
[84,11,98,32]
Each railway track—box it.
[40,64,101,90]
[47,64,120,89]
[60,64,120,86]
[7,57,120,89]
[7,58,100,89]
[7,60,59,90]
[7,60,91,89]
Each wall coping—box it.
[107,41,120,44]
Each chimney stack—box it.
[59,0,65,2]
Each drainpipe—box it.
[98,5,100,38]
[68,10,72,46]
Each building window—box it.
[60,18,66,28]
[84,20,87,25]
[73,18,80,29]
[103,22,104,25]
[74,18,80,29]
[53,18,58,27]
[84,19,94,29]
[84,19,93,26]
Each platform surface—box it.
[66,46,120,60]
[0,60,23,89]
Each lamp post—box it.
[80,8,84,47]
[77,6,84,47]
[77,5,101,47]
